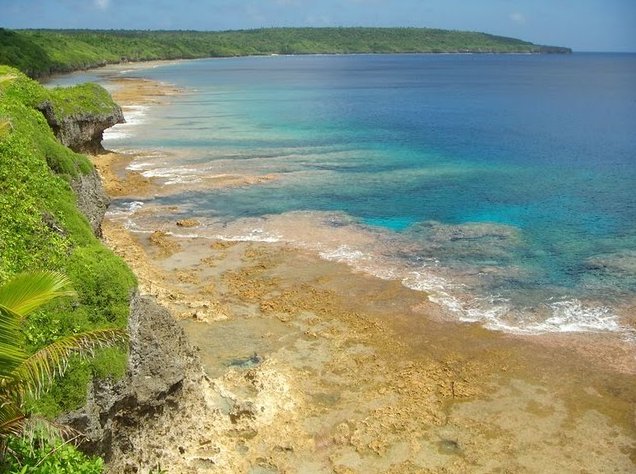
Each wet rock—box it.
[585,251,636,276]
[148,230,181,257]
[229,402,257,424]
[437,438,461,455]
[176,218,200,228]
[227,353,265,369]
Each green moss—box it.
[29,347,127,418]
[66,244,136,326]
[27,347,125,419]
[30,360,93,416]
[0,112,72,278]
[91,346,128,380]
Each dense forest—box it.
[0,27,571,78]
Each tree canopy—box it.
[0,27,571,78]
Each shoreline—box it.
[92,74,635,472]
[39,48,573,82]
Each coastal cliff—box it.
[25,70,208,470]
[60,293,203,467]
[40,86,123,236]
[0,66,148,468]
[37,83,125,154]
[70,168,110,237]
[36,82,124,235]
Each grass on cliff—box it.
[0,27,571,78]
[47,82,122,119]
[0,66,97,177]
[0,65,135,418]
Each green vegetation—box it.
[0,66,134,412]
[47,83,121,119]
[0,27,571,78]
[0,65,135,471]
[4,436,104,473]
[0,271,125,470]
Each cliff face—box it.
[60,293,202,464]
[38,107,117,236]
[39,77,205,467]
[38,98,125,155]
[70,168,110,237]
[33,83,125,235]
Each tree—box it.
[0,271,126,457]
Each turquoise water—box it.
[66,54,636,334]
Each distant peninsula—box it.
[0,27,571,78]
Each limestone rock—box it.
[60,292,202,462]
[70,168,110,237]
[37,99,124,154]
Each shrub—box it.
[4,436,104,473]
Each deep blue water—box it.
[61,54,636,334]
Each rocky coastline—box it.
[52,71,635,473]
[40,78,211,472]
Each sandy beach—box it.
[92,74,635,473]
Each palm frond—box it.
[0,342,27,380]
[0,271,75,320]
[0,305,28,380]
[0,401,26,438]
[7,328,127,400]
[0,305,22,346]
[0,272,129,451]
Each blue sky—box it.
[1,0,634,52]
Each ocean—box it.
[53,53,636,337]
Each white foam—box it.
[402,271,455,293]
[215,228,281,243]
[121,105,149,125]
[319,246,365,263]
[161,230,201,239]
[139,167,200,182]
[399,270,627,336]
[104,203,632,339]
[470,300,625,336]
[317,245,404,281]
[537,300,621,333]
[126,161,155,171]
[105,200,144,217]
[403,271,471,314]
[103,130,128,140]
[103,104,149,141]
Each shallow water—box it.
[55,54,636,336]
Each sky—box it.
[0,0,634,52]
